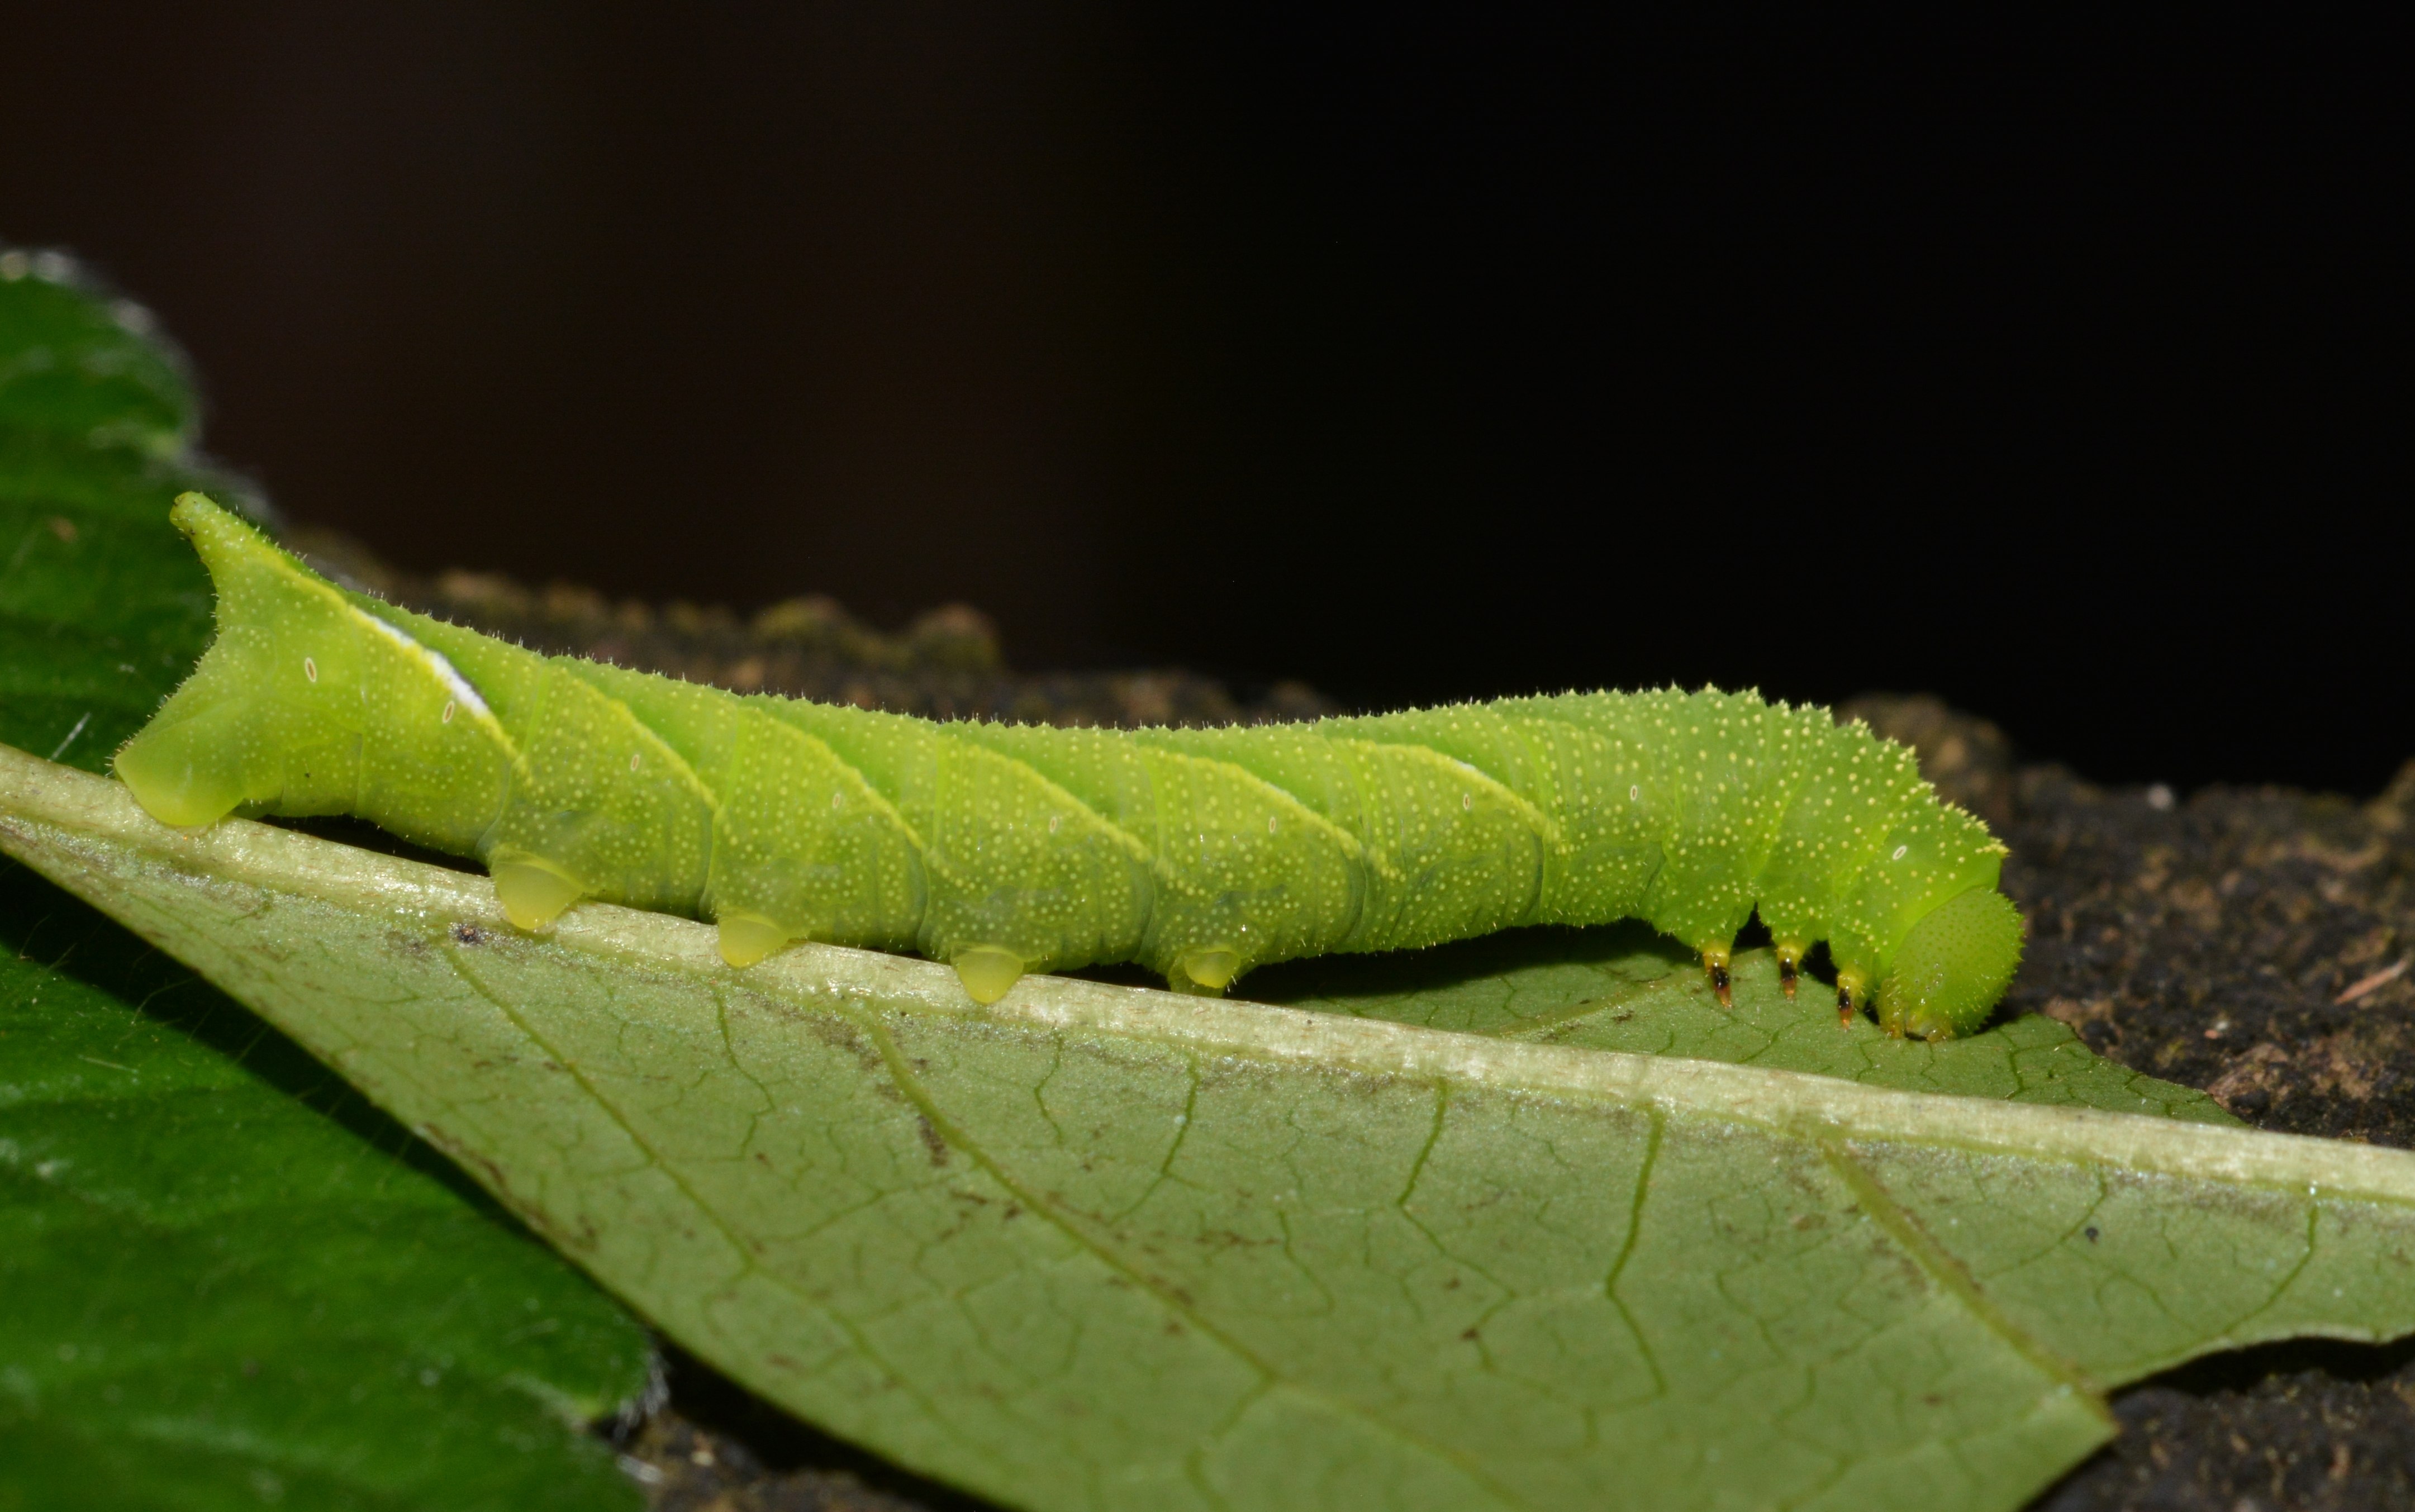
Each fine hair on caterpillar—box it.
[114,495,2026,1039]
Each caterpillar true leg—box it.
[1836,969,1869,1029]
[1699,943,1733,1007]
[1774,941,1806,999]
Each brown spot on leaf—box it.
[915,1115,950,1167]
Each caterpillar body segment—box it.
[115,495,2025,1037]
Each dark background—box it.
[5,6,2406,791]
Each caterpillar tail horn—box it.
[113,496,307,828]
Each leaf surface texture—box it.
[10,749,2414,1512]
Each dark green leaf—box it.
[0,251,193,454]
[0,254,235,773]
[0,863,648,1511]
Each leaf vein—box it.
[858,1009,1538,1511]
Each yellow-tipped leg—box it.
[1775,940,1806,1000]
[490,854,584,932]
[716,912,788,969]
[1837,968,1870,1030]
[954,945,1025,1006]
[1175,945,1243,995]
[1700,943,1733,1008]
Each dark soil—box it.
[338,541,2415,1510]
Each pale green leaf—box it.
[10,746,2413,1512]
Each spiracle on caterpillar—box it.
[113,494,2025,1039]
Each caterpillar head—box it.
[1874,886,2026,1040]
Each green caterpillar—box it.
[114,495,2024,1038]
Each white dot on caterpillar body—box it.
[302,655,317,683]
[441,699,456,723]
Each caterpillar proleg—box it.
[114,495,2024,1038]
